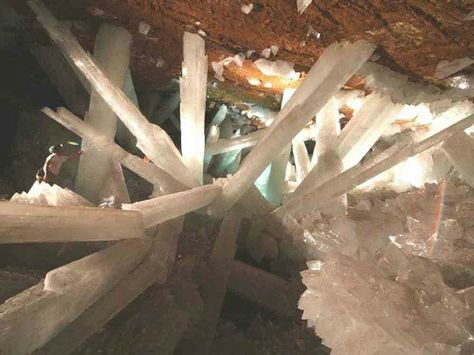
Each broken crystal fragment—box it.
[247,77,261,86]
[155,57,165,68]
[241,3,253,14]
[138,21,151,35]
[233,53,245,67]
[261,47,271,58]
[306,24,321,39]
[254,59,298,79]
[297,0,312,14]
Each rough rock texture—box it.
[10,0,474,92]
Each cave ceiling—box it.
[10,0,474,96]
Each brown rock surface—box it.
[11,0,474,91]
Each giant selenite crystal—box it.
[264,88,296,206]
[37,218,184,354]
[290,98,346,217]
[75,23,132,204]
[336,92,402,169]
[0,238,151,354]
[123,184,221,228]
[280,114,474,217]
[208,40,376,217]
[42,108,186,194]
[0,202,144,243]
[180,32,208,184]
[28,0,198,188]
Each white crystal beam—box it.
[292,134,311,182]
[204,105,228,171]
[28,0,198,188]
[229,261,299,317]
[290,99,345,216]
[0,202,144,243]
[42,108,186,193]
[209,117,236,176]
[180,32,208,184]
[265,88,297,206]
[212,130,242,177]
[205,129,265,155]
[36,218,184,355]
[75,23,132,204]
[337,93,402,169]
[154,92,180,125]
[207,41,376,217]
[313,98,340,161]
[279,114,474,216]
[209,104,228,127]
[0,238,152,354]
[188,209,242,352]
[204,125,220,171]
[205,126,317,156]
[123,184,221,228]
[442,132,474,187]
[266,146,291,207]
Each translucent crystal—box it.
[28,1,197,188]
[0,201,144,243]
[75,23,131,204]
[254,59,298,79]
[442,132,474,187]
[123,184,221,228]
[299,249,473,354]
[11,181,92,207]
[0,238,151,354]
[43,108,186,194]
[297,0,312,14]
[337,93,402,169]
[208,40,376,217]
[180,32,208,184]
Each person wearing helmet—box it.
[36,144,82,185]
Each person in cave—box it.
[36,144,82,185]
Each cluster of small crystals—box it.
[10,181,92,206]
[298,180,474,354]
[300,249,473,354]
[375,182,474,271]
